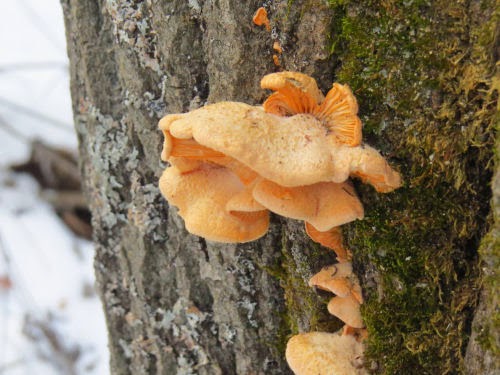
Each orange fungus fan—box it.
[158,71,401,375]
[158,71,400,244]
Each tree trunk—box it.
[61,0,498,374]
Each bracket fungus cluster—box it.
[158,71,401,374]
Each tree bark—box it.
[61,0,498,374]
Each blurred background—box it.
[0,1,108,374]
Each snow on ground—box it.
[0,1,109,374]
[0,171,108,375]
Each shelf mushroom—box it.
[308,263,362,301]
[327,295,364,330]
[309,263,364,330]
[158,71,401,375]
[158,71,400,246]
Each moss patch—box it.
[327,0,498,373]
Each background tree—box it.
[61,0,498,374]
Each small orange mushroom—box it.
[272,54,280,67]
[309,263,365,331]
[252,7,270,31]
[327,294,365,329]
[286,331,367,375]
[273,41,283,54]
[308,263,358,298]
[305,223,351,261]
[261,73,361,145]
[261,72,324,115]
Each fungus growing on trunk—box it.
[273,41,283,54]
[252,179,364,231]
[158,72,400,249]
[158,71,401,375]
[327,295,365,329]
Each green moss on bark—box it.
[327,0,498,373]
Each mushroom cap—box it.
[261,72,362,147]
[252,7,270,30]
[261,71,325,108]
[304,223,351,261]
[273,41,283,54]
[308,263,355,297]
[160,102,338,187]
[327,294,364,329]
[305,181,364,231]
[286,331,367,375]
[341,144,402,192]
[159,164,269,243]
[315,83,362,146]
[160,105,400,191]
[252,178,364,231]
[158,73,401,191]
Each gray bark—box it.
[61,1,335,374]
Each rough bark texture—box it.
[61,0,498,374]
